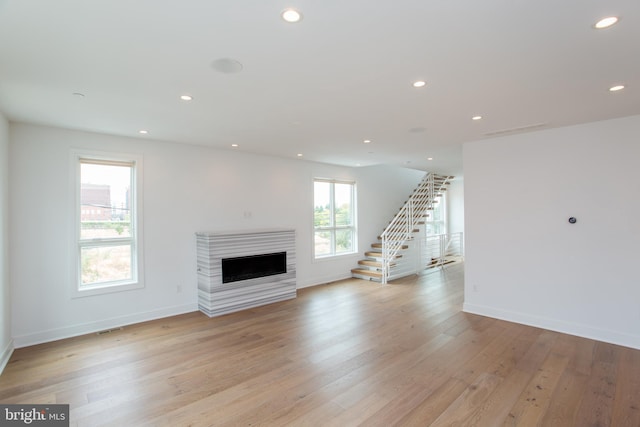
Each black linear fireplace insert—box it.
[221,251,287,284]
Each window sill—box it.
[72,280,144,298]
[313,252,359,262]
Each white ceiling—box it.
[1,0,638,175]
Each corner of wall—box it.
[0,338,14,375]
[463,302,640,351]
[0,112,11,374]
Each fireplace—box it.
[196,229,296,317]
[222,252,286,283]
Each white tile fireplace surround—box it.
[196,228,296,317]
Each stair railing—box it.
[423,232,464,269]
[380,173,445,284]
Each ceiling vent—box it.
[484,123,548,137]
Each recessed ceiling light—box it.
[363,139,371,144]
[472,115,483,121]
[412,81,426,88]
[427,157,433,161]
[297,153,303,157]
[594,16,619,29]
[282,8,303,23]
[609,85,625,92]
[180,95,193,101]
[231,144,239,147]
[139,130,148,135]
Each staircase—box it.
[351,173,454,284]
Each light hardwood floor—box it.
[1,263,639,426]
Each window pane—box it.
[426,223,444,235]
[314,181,331,227]
[335,229,353,254]
[81,245,132,286]
[431,197,443,221]
[313,179,356,258]
[314,231,332,257]
[334,183,352,226]
[81,162,132,239]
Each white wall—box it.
[355,164,425,251]
[463,114,640,349]
[447,178,464,235]
[0,112,11,370]
[9,123,425,347]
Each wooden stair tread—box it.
[377,234,417,240]
[351,268,383,278]
[358,260,396,268]
[364,251,402,259]
[371,243,409,249]
[387,221,426,226]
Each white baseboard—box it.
[13,303,198,348]
[0,338,14,375]
[463,302,640,350]
[297,273,352,289]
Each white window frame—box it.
[71,150,144,297]
[313,178,357,259]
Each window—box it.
[313,179,356,258]
[426,192,447,235]
[73,153,143,295]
